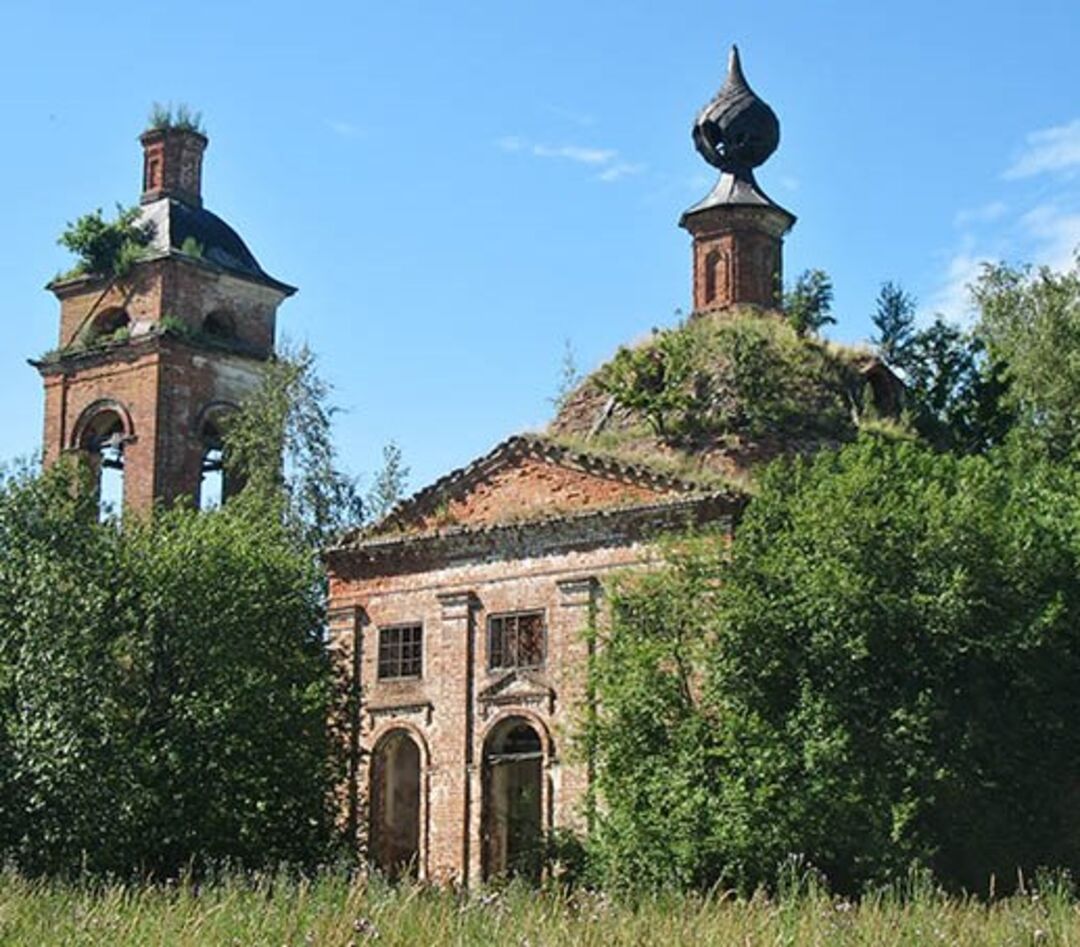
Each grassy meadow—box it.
[1,870,1079,946]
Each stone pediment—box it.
[477,669,555,718]
[351,435,708,537]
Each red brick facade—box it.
[36,128,293,510]
[326,437,742,883]
[682,202,794,313]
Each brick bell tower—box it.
[34,119,296,513]
[680,46,795,313]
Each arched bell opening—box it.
[198,418,226,511]
[73,405,132,520]
[195,403,239,510]
[91,307,132,340]
[202,310,236,341]
[482,717,545,883]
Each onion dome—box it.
[692,45,780,173]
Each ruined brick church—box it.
[323,47,901,886]
[34,50,897,885]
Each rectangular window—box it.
[488,611,546,671]
[377,624,423,680]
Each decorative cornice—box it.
[366,700,434,727]
[31,325,269,376]
[326,492,743,578]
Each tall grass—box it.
[0,868,1077,945]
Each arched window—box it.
[92,308,131,339]
[76,407,129,520]
[704,248,720,305]
[196,404,239,510]
[482,718,544,882]
[202,310,236,340]
[369,730,422,879]
[198,417,226,511]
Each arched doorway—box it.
[482,718,544,882]
[369,729,422,878]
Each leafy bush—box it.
[0,462,342,876]
[57,204,153,279]
[596,313,856,446]
[585,436,1080,894]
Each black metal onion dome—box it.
[692,45,780,174]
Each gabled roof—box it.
[339,433,728,546]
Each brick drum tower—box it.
[34,120,295,512]
[680,46,795,313]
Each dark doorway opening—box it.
[482,719,543,882]
[369,730,421,878]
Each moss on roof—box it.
[548,309,894,482]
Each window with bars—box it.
[487,611,546,671]
[377,624,423,680]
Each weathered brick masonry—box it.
[326,437,743,883]
[36,124,294,510]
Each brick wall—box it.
[41,255,285,511]
[329,529,668,884]
[681,203,793,313]
[54,259,281,357]
[410,456,676,532]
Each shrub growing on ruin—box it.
[585,435,1080,894]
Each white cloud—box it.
[496,135,642,182]
[1004,118,1080,179]
[925,248,985,323]
[1019,203,1080,271]
[929,119,1080,324]
[327,119,362,139]
[953,201,1008,227]
[597,162,645,183]
[779,175,800,192]
[530,143,616,165]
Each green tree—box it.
[881,313,1010,455]
[223,343,363,546]
[550,338,583,412]
[784,269,835,337]
[870,281,916,365]
[57,204,154,279]
[974,257,1080,459]
[585,436,1080,894]
[0,461,341,876]
[366,441,410,523]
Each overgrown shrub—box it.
[0,462,342,877]
[57,204,153,280]
[585,436,1080,894]
[596,313,856,445]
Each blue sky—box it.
[2,0,1078,495]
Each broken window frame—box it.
[487,611,546,672]
[377,624,424,680]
